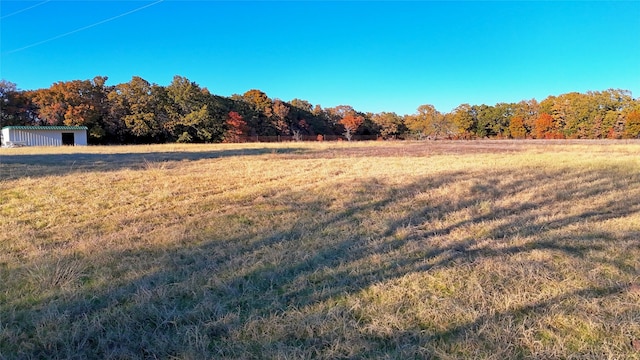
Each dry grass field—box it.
[1,140,639,359]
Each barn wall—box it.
[9,129,63,146]
[2,129,88,146]
[1,128,9,146]
[74,130,88,146]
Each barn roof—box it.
[2,126,88,131]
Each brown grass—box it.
[1,140,639,359]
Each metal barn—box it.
[1,126,88,147]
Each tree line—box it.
[1,75,639,144]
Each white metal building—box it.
[1,126,88,147]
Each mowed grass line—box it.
[1,141,639,359]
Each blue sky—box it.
[1,1,639,115]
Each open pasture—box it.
[1,140,639,359]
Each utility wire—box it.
[3,0,164,55]
[1,0,50,20]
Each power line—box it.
[1,0,50,20]
[3,0,164,55]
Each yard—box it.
[1,140,639,359]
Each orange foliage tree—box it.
[223,111,248,143]
[624,110,640,139]
[509,116,527,139]
[30,76,109,141]
[339,113,364,141]
[533,113,556,139]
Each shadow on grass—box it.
[2,164,639,358]
[0,147,305,179]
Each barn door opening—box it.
[61,133,75,146]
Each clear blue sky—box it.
[2,1,639,115]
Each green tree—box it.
[108,76,166,141]
[289,98,313,112]
[593,89,634,138]
[165,75,224,142]
[474,103,513,138]
[473,105,494,138]
[451,103,476,138]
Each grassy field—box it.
[1,140,639,359]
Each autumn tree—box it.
[405,104,437,139]
[286,99,332,136]
[271,99,290,135]
[339,113,364,141]
[551,92,598,138]
[8,72,639,143]
[371,112,405,139]
[30,76,111,142]
[534,89,636,139]
[238,89,276,135]
[512,99,540,131]
[29,83,67,126]
[312,104,324,117]
[539,96,555,116]
[325,105,358,132]
[435,112,456,139]
[289,98,313,112]
[533,113,557,139]
[590,89,633,138]
[0,80,38,126]
[243,89,271,113]
[223,111,248,142]
[509,116,527,139]
[624,110,640,139]
[451,104,476,138]
[405,104,452,139]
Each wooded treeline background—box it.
[1,76,639,144]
